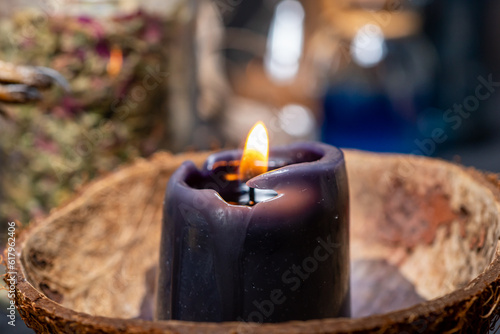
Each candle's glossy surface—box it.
[155,142,350,323]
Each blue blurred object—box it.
[321,33,435,154]
[322,85,420,153]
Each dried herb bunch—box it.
[0,10,172,227]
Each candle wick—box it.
[249,187,255,206]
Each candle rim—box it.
[204,142,329,172]
[169,142,345,208]
[167,142,345,209]
[247,142,344,189]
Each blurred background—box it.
[0,0,500,331]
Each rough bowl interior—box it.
[8,150,500,333]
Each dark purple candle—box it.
[155,140,350,323]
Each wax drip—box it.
[208,207,252,321]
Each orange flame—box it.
[239,122,269,181]
[107,46,123,78]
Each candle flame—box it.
[239,122,269,181]
[107,46,123,78]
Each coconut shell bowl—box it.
[5,150,500,333]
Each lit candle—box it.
[155,122,350,323]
